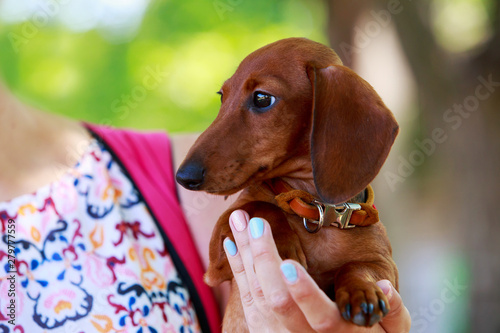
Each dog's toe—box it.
[336,282,389,327]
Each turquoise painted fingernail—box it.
[224,238,237,256]
[281,262,298,283]
[249,218,264,239]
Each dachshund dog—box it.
[176,37,399,331]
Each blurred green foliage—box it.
[0,0,327,133]
[431,0,494,52]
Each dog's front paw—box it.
[335,282,389,327]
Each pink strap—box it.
[84,123,221,333]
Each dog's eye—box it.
[216,91,223,103]
[253,92,276,109]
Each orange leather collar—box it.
[264,178,379,228]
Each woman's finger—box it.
[223,236,266,331]
[280,260,350,333]
[228,211,266,308]
[376,280,411,333]
[247,217,314,332]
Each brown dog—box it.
[176,37,399,331]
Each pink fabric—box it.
[84,123,221,333]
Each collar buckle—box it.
[326,202,362,229]
[303,202,362,233]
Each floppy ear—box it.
[307,65,399,204]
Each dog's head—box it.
[176,38,398,204]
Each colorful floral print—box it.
[0,140,200,333]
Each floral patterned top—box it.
[0,139,201,333]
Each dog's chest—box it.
[287,214,351,273]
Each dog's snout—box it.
[176,162,206,190]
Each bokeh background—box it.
[1,0,499,332]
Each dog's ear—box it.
[307,65,399,204]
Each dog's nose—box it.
[176,162,206,190]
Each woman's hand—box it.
[223,210,411,333]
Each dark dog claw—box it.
[342,304,352,320]
[360,302,368,314]
[379,299,389,316]
[368,303,374,314]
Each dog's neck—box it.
[240,152,367,206]
[263,155,318,197]
[265,177,367,204]
[280,177,318,197]
[255,156,367,205]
